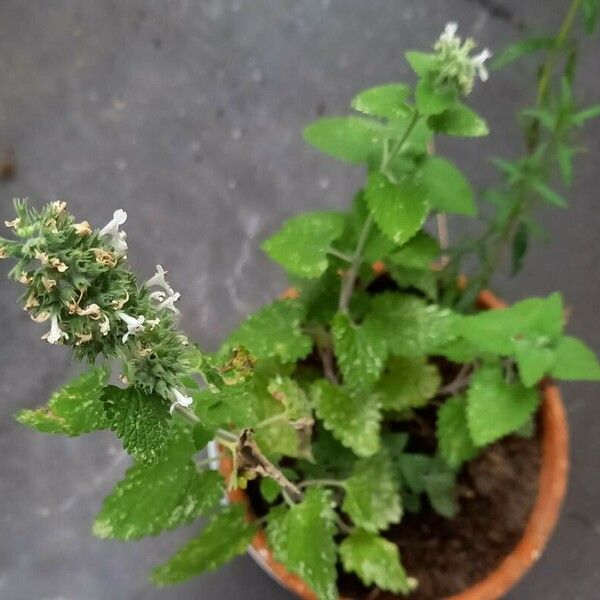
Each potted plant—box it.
[2,5,600,599]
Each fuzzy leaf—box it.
[367,292,458,357]
[93,427,223,540]
[365,172,429,246]
[262,212,345,278]
[267,489,338,600]
[303,117,383,164]
[514,340,556,387]
[389,231,440,269]
[227,299,312,364]
[467,365,540,447]
[311,379,381,457]
[340,530,415,594]
[152,504,257,585]
[415,79,457,115]
[102,386,171,465]
[456,293,564,355]
[16,367,109,436]
[331,312,388,391]
[427,104,489,137]
[342,452,402,532]
[437,395,478,469]
[421,156,476,216]
[551,336,600,381]
[376,358,440,411]
[351,84,411,120]
[405,51,436,77]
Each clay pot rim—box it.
[220,288,570,600]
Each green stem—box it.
[298,478,347,490]
[338,111,421,314]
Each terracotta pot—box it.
[220,289,570,600]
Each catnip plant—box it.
[2,5,600,599]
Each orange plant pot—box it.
[220,289,570,600]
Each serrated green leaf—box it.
[421,156,476,216]
[93,427,223,540]
[351,84,411,120]
[365,172,429,246]
[389,231,440,269]
[302,117,382,164]
[227,299,312,364]
[405,51,436,77]
[467,365,540,446]
[514,340,555,387]
[343,451,402,532]
[437,395,478,469]
[427,104,489,137]
[267,374,311,421]
[415,78,457,115]
[262,212,345,278]
[456,293,564,355]
[102,386,171,465]
[551,336,600,381]
[331,312,388,391]
[151,504,257,585]
[311,379,381,457]
[267,489,338,600]
[375,357,440,411]
[389,266,438,301]
[16,367,109,436]
[340,530,415,594]
[367,292,458,358]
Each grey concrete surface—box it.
[0,1,599,599]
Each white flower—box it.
[116,311,145,343]
[99,209,128,253]
[145,265,174,295]
[99,314,111,336]
[149,289,181,315]
[472,48,492,82]
[169,387,193,414]
[42,315,69,344]
[440,21,458,43]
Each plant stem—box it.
[298,478,347,490]
[338,111,421,314]
[327,247,353,263]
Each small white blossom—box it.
[145,265,174,295]
[116,311,145,343]
[149,289,181,315]
[472,48,492,82]
[42,315,69,344]
[169,388,193,414]
[99,209,128,253]
[439,22,458,43]
[146,317,160,330]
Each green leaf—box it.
[93,427,223,540]
[367,292,458,357]
[375,357,440,411]
[389,266,438,300]
[192,423,215,451]
[267,489,338,600]
[437,395,478,469]
[423,466,458,518]
[532,181,567,208]
[427,104,489,137]
[227,299,312,364]
[151,504,257,585]
[16,367,109,436]
[467,365,540,446]
[311,379,381,457]
[456,293,564,355]
[260,477,282,503]
[405,51,436,77]
[102,386,171,465]
[267,374,312,421]
[572,103,600,125]
[582,0,600,34]
[339,530,415,594]
[389,231,440,269]
[262,212,345,278]
[365,172,429,246]
[343,451,402,532]
[421,156,476,216]
[331,312,388,391]
[397,454,432,494]
[415,79,457,115]
[302,117,382,164]
[514,340,555,387]
[490,36,555,70]
[351,84,411,120]
[551,336,600,381]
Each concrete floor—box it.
[0,1,599,599]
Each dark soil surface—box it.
[338,428,542,600]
